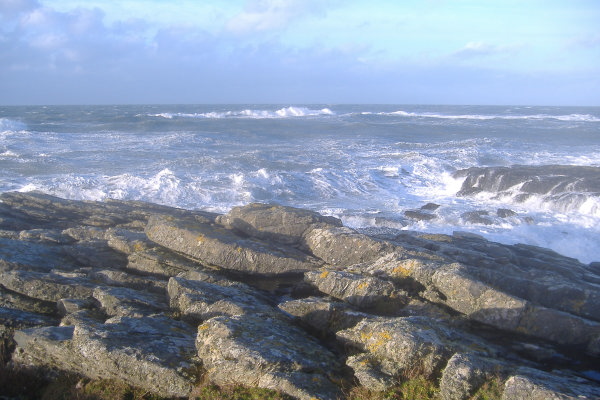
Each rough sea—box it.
[1,104,599,263]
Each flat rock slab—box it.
[196,313,342,400]
[13,315,199,397]
[146,215,322,275]
[217,203,342,245]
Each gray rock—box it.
[196,313,342,400]
[345,353,395,392]
[404,210,436,221]
[304,226,394,266]
[461,211,493,225]
[0,269,96,302]
[305,269,409,313]
[502,367,600,400]
[278,297,368,335]
[13,315,200,397]
[337,316,483,382]
[146,215,322,275]
[216,203,342,245]
[439,352,510,400]
[168,276,276,323]
[497,208,517,218]
[92,286,168,318]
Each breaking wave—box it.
[149,106,334,119]
[364,110,600,122]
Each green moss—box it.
[192,383,293,400]
[469,377,504,400]
[348,376,439,400]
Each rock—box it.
[278,297,368,335]
[304,226,394,266]
[502,367,600,400]
[461,211,493,225]
[196,313,342,400]
[92,286,168,318]
[439,352,510,400]
[146,215,322,275]
[0,269,96,302]
[337,316,491,385]
[126,247,208,277]
[13,315,200,397]
[421,203,441,211]
[346,353,395,392]
[168,276,276,323]
[497,208,517,218]
[404,210,436,221]
[216,203,342,245]
[305,269,409,313]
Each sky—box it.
[1,0,599,105]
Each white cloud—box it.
[225,0,328,34]
[451,41,523,59]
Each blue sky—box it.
[1,0,599,105]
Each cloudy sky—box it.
[1,0,599,105]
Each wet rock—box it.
[461,211,493,225]
[216,203,342,245]
[404,210,436,221]
[146,215,322,275]
[196,313,342,400]
[497,208,517,218]
[421,203,440,211]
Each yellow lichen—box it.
[319,271,330,279]
[198,324,210,331]
[356,281,369,291]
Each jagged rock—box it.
[168,276,276,323]
[146,215,322,275]
[305,269,409,313]
[502,367,600,400]
[216,203,342,245]
[196,313,342,400]
[13,315,200,397]
[278,297,368,335]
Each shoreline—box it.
[1,191,599,399]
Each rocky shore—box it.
[1,191,599,399]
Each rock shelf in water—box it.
[1,192,599,399]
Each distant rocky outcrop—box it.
[1,191,599,399]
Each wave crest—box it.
[149,106,334,120]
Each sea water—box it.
[1,104,599,263]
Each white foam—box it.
[148,107,334,119]
[378,111,600,122]
[0,118,27,132]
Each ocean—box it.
[1,104,599,263]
